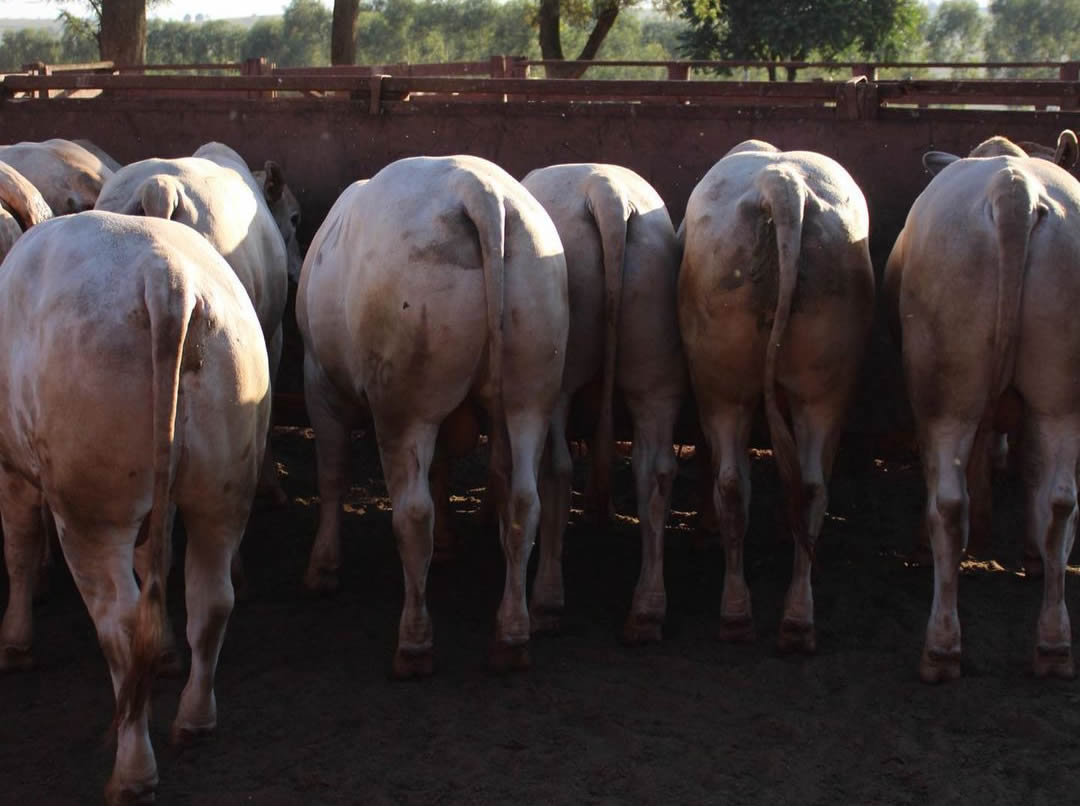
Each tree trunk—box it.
[331,0,360,66]
[99,0,146,65]
[571,2,619,78]
[539,0,621,79]
[538,0,569,77]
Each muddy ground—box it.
[2,425,1079,805]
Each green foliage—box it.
[678,0,927,77]
[0,28,63,71]
[280,0,332,66]
[985,0,1080,74]
[925,0,988,62]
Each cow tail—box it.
[986,167,1042,409]
[583,174,631,518]
[460,177,510,512]
[131,175,184,220]
[112,272,195,735]
[756,165,811,558]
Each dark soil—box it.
[2,426,1079,805]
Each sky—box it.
[3,1,325,20]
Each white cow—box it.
[0,211,270,804]
[520,163,686,642]
[679,140,875,652]
[73,138,124,173]
[298,155,568,674]
[0,138,113,215]
[0,161,52,262]
[885,133,1080,682]
[95,142,294,507]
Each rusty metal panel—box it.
[1,95,1076,441]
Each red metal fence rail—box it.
[3,71,1078,114]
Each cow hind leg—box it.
[530,394,572,635]
[303,357,354,594]
[60,523,157,806]
[256,324,288,508]
[492,411,546,672]
[133,507,184,677]
[171,510,244,745]
[702,403,755,642]
[622,395,679,645]
[919,421,976,684]
[379,422,439,679]
[1025,415,1078,679]
[0,472,43,672]
[778,398,845,655]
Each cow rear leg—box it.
[134,508,183,677]
[778,399,845,654]
[60,524,157,806]
[1025,416,1078,679]
[966,425,994,558]
[530,395,571,635]
[303,356,354,594]
[702,404,754,642]
[919,422,975,683]
[171,512,244,745]
[492,412,546,671]
[0,472,43,672]
[256,325,288,507]
[378,422,438,679]
[623,395,679,644]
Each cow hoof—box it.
[170,720,216,749]
[392,647,434,680]
[490,641,531,674]
[105,774,158,806]
[0,644,33,672]
[1033,644,1075,680]
[621,612,663,645]
[777,619,817,655]
[302,566,339,596]
[919,647,963,684]
[717,615,755,643]
[529,605,563,636]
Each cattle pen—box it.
[2,60,1080,805]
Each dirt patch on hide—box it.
[3,428,1079,804]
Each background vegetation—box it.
[0,0,1076,77]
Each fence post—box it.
[666,63,690,81]
[1062,61,1079,110]
[490,55,508,78]
[509,57,528,79]
[22,62,50,99]
[242,57,272,100]
[851,63,877,81]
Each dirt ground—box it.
[3,425,1080,806]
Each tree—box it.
[280,0,332,66]
[99,0,147,64]
[679,0,925,80]
[536,0,637,77]
[332,0,360,64]
[985,0,1080,73]
[0,29,63,71]
[925,0,988,62]
[53,0,169,64]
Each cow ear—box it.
[1054,130,1079,169]
[922,151,960,176]
[263,160,285,205]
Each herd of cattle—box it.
[0,129,1078,803]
